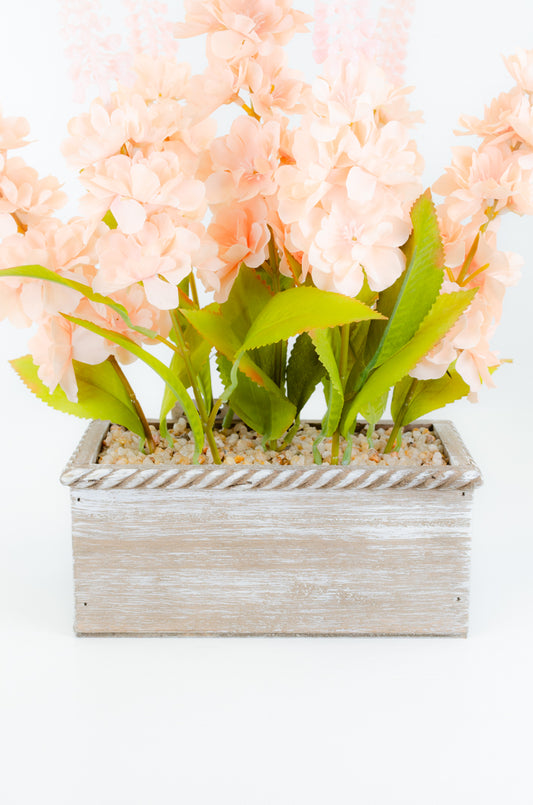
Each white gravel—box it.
[98,420,448,467]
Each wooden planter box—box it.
[61,420,482,637]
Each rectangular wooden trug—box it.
[62,420,481,637]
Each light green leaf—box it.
[240,286,383,353]
[62,314,204,461]
[341,289,477,435]
[217,355,296,441]
[286,332,325,414]
[183,306,272,390]
[360,190,444,381]
[10,355,145,437]
[311,328,344,437]
[360,390,389,445]
[390,365,470,427]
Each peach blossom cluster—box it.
[276,56,423,296]
[412,48,533,391]
[0,109,169,402]
[62,55,223,312]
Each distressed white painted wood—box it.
[61,420,481,637]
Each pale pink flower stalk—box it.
[313,1,415,85]
[374,0,415,85]
[123,0,178,62]
[58,0,129,102]
[312,1,330,64]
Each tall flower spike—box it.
[313,1,330,64]
[123,0,178,61]
[374,0,416,85]
[58,0,129,102]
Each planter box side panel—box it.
[71,487,473,636]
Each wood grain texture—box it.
[63,420,481,637]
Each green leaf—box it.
[10,355,146,437]
[182,306,240,358]
[0,264,159,341]
[286,333,325,414]
[359,191,444,382]
[217,354,296,441]
[218,265,284,382]
[219,265,273,340]
[341,288,477,435]
[311,328,344,437]
[360,390,389,443]
[390,365,470,427]
[62,314,205,461]
[240,286,383,353]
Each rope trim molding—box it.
[60,420,482,491]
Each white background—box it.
[1,2,532,803]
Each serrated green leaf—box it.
[311,328,344,437]
[240,286,383,353]
[217,354,296,441]
[358,191,444,387]
[341,288,477,436]
[10,355,145,437]
[62,313,204,461]
[286,332,325,414]
[390,365,470,427]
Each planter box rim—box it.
[61,419,482,492]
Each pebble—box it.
[98,420,448,467]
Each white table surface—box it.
[1,363,532,804]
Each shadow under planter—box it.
[61,420,482,637]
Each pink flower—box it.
[0,218,98,327]
[175,0,311,59]
[246,46,309,118]
[308,201,410,296]
[62,100,129,169]
[434,144,532,222]
[94,213,202,309]
[0,110,31,152]
[0,157,66,229]
[207,116,281,204]
[504,48,533,94]
[80,152,205,232]
[200,198,270,300]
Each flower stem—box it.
[189,272,200,308]
[331,323,351,465]
[171,310,221,464]
[109,356,156,454]
[384,378,419,454]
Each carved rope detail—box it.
[60,420,482,491]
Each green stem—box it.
[331,324,351,465]
[170,310,221,464]
[267,225,286,390]
[384,378,419,454]
[109,356,156,454]
[189,272,200,308]
[222,407,234,429]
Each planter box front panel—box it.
[63,421,481,637]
